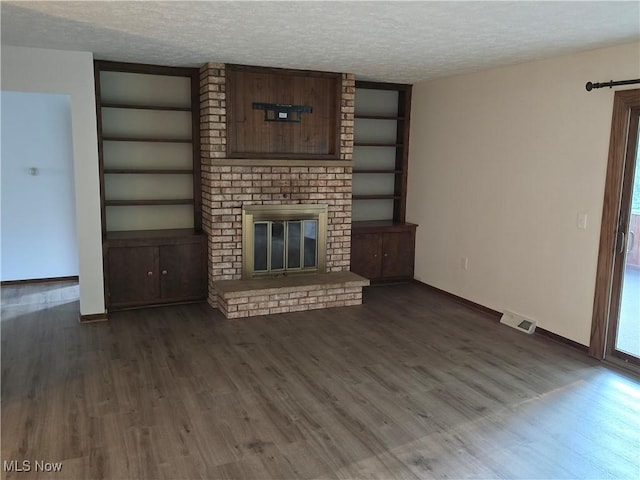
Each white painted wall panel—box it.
[407,42,640,346]
[1,92,78,280]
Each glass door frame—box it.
[590,89,640,371]
[606,107,639,367]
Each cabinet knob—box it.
[373,254,378,258]
[384,253,388,257]
[147,271,153,276]
[162,270,168,275]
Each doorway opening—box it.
[1,91,78,284]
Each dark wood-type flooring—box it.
[1,280,639,479]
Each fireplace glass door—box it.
[253,220,318,274]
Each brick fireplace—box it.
[199,63,367,318]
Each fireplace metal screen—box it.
[253,220,318,272]
[242,204,328,278]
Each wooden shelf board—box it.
[352,220,418,231]
[355,115,404,120]
[354,142,403,147]
[105,228,202,240]
[102,136,192,143]
[352,195,400,200]
[105,199,194,206]
[353,169,402,174]
[104,169,193,174]
[100,102,192,112]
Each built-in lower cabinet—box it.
[351,222,417,282]
[105,230,206,309]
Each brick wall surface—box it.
[200,63,227,305]
[340,73,355,161]
[201,67,356,309]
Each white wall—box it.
[407,42,640,346]
[1,46,104,316]
[1,92,78,280]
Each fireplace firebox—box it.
[242,204,328,278]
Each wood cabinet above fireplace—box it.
[226,65,341,159]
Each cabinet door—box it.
[351,233,382,280]
[159,242,205,300]
[381,231,415,279]
[108,246,159,306]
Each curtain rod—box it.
[585,78,640,91]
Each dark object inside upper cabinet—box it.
[226,65,341,159]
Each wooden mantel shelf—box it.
[204,158,354,167]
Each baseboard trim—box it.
[411,279,501,320]
[411,279,589,354]
[1,275,79,286]
[79,312,108,323]
[534,327,589,353]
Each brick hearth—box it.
[215,272,369,319]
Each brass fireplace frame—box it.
[242,204,328,279]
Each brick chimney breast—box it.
[200,64,355,309]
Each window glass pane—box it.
[254,223,268,271]
[303,220,317,268]
[287,221,301,269]
[271,221,285,270]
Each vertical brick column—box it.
[340,73,356,161]
[200,63,227,307]
[327,73,356,272]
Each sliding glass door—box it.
[607,107,640,366]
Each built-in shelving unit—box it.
[94,61,206,310]
[96,62,201,233]
[352,81,412,222]
[351,81,417,282]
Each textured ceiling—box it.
[2,1,639,83]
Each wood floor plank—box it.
[2,281,639,479]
